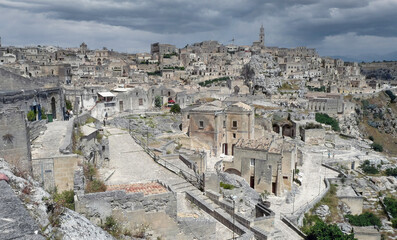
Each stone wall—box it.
[75,189,177,230]
[301,128,325,145]
[28,120,47,141]
[32,155,80,192]
[0,111,32,174]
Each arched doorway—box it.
[225,168,241,176]
[51,97,56,119]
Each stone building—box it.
[224,132,297,196]
[151,42,177,55]
[0,68,65,120]
[183,101,254,156]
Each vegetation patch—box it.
[304,220,355,240]
[313,184,339,222]
[307,85,327,92]
[385,167,397,176]
[345,212,381,227]
[372,142,383,152]
[198,76,230,87]
[220,182,235,190]
[315,113,340,131]
[360,160,379,174]
[53,190,75,211]
[170,104,181,113]
[84,163,107,193]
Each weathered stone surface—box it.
[0,180,45,240]
[314,204,330,220]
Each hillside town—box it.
[1,26,397,240]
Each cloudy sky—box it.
[0,0,396,60]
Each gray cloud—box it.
[0,0,396,60]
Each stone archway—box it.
[225,168,241,176]
[51,97,56,119]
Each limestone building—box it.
[224,132,297,196]
[183,101,254,156]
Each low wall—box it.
[179,154,198,173]
[280,216,307,239]
[28,120,47,141]
[188,191,269,239]
[75,189,177,227]
[289,178,330,226]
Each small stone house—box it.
[224,132,297,196]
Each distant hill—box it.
[360,61,397,81]
[331,51,397,63]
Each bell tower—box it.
[259,24,265,46]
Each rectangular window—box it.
[232,121,238,129]
[233,133,236,138]
[199,121,204,129]
[250,159,255,167]
[223,120,226,128]
[139,98,143,106]
[187,115,190,119]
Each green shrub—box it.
[391,218,397,228]
[53,190,75,210]
[385,168,397,176]
[220,182,235,190]
[360,160,379,174]
[315,113,340,131]
[198,77,230,87]
[102,216,121,238]
[170,104,181,113]
[384,197,397,218]
[96,133,103,142]
[86,179,107,193]
[345,212,381,227]
[305,220,355,240]
[66,99,73,110]
[155,96,162,108]
[27,110,36,121]
[41,108,47,120]
[372,142,383,152]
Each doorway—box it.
[250,176,255,188]
[272,182,277,195]
[51,97,56,119]
[222,143,228,155]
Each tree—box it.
[306,221,355,240]
[345,212,381,227]
[66,99,73,110]
[155,96,162,108]
[170,104,181,113]
[315,113,340,131]
[27,110,36,121]
[372,143,383,152]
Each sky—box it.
[0,0,396,61]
